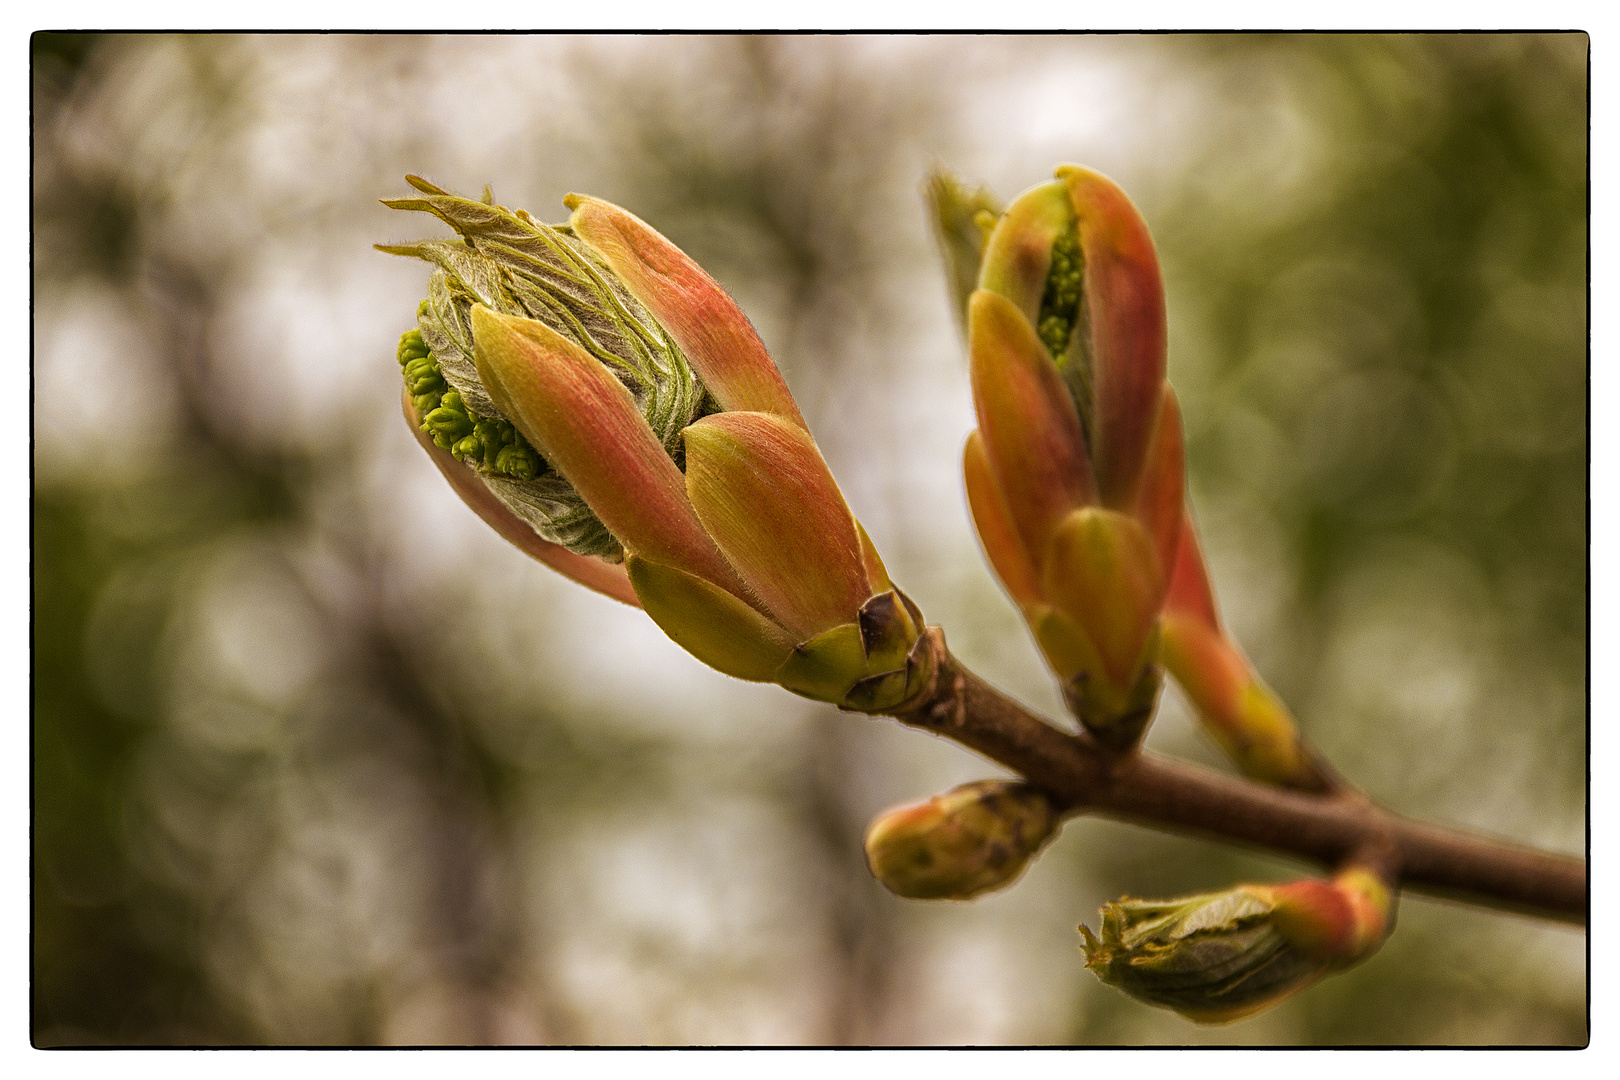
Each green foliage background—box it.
[33,34,1586,1045]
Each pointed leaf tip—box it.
[567,195,806,426]
[1057,165,1167,506]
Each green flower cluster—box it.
[381,177,714,561]
[1036,224,1083,362]
[1036,224,1094,454]
[398,322,540,482]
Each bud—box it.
[381,179,930,711]
[864,780,1058,900]
[1159,518,1330,791]
[1079,869,1394,1023]
[962,166,1184,747]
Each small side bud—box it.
[1079,887,1325,1024]
[864,780,1058,900]
[1080,867,1395,1024]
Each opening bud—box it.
[1080,887,1328,1024]
[955,165,1185,747]
[1080,868,1395,1023]
[379,177,710,562]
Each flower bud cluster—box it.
[400,324,540,482]
[381,177,709,560]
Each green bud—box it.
[423,404,474,442]
[398,328,430,365]
[495,445,539,481]
[1079,888,1327,1024]
[405,361,445,397]
[411,389,443,416]
[864,780,1058,900]
[380,176,715,561]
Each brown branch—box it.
[888,629,1586,927]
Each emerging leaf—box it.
[1080,888,1326,1024]
[1057,165,1168,507]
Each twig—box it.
[888,629,1586,926]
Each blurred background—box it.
[32,33,1587,1045]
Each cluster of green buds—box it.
[399,320,541,481]
[381,179,931,712]
[1079,867,1394,1023]
[955,165,1185,749]
[863,780,1059,900]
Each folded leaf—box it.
[962,430,1043,607]
[1163,516,1221,632]
[469,305,748,599]
[1132,387,1185,577]
[1029,604,1106,688]
[1058,165,1167,507]
[683,411,870,640]
[969,290,1096,564]
[566,194,806,427]
[976,179,1075,330]
[1043,507,1164,686]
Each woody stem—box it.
[886,629,1586,926]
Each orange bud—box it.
[682,411,872,641]
[962,430,1043,609]
[969,289,1096,564]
